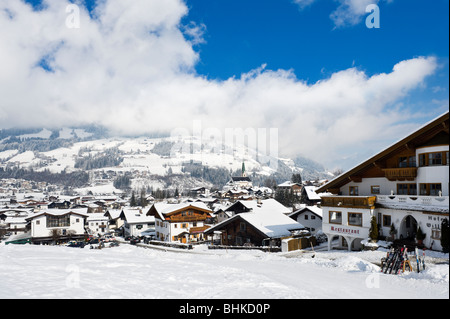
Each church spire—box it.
[242,161,246,177]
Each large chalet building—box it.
[147,202,212,243]
[316,111,449,251]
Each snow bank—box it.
[403,264,449,284]
[332,256,380,273]
[0,244,448,299]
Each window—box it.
[409,156,417,168]
[304,215,309,220]
[419,184,427,195]
[36,220,40,225]
[419,153,426,167]
[399,156,416,168]
[383,215,391,227]
[348,213,362,227]
[399,156,408,168]
[397,184,408,195]
[430,183,442,196]
[329,211,342,224]
[431,228,441,240]
[240,222,247,231]
[371,186,380,194]
[429,153,443,166]
[311,215,316,220]
[349,186,358,196]
[46,215,70,228]
[420,183,442,196]
[397,184,417,195]
[418,151,448,167]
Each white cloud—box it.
[293,0,391,28]
[0,0,439,169]
[292,0,318,10]
[330,0,379,27]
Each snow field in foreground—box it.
[0,244,448,299]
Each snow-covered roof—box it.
[4,216,28,224]
[86,213,109,221]
[289,205,323,218]
[303,186,321,200]
[278,181,301,187]
[153,202,211,216]
[105,209,122,219]
[240,212,304,238]
[206,209,304,239]
[25,208,89,221]
[121,208,155,224]
[227,199,291,215]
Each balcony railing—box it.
[376,195,449,212]
[321,196,376,209]
[382,167,417,181]
[167,215,208,223]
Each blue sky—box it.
[183,0,449,115]
[3,0,449,169]
[184,0,448,82]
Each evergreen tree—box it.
[139,188,147,207]
[389,224,397,241]
[369,216,378,241]
[291,173,302,184]
[130,190,137,207]
[440,218,449,253]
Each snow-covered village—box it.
[0,0,449,304]
[1,112,449,300]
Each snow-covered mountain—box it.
[0,127,334,194]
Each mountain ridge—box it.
[0,126,335,194]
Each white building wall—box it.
[31,214,85,238]
[416,145,449,196]
[295,213,322,234]
[155,218,170,241]
[377,207,446,251]
[341,178,397,196]
[322,206,372,250]
[154,220,206,242]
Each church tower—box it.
[242,161,247,177]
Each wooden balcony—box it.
[382,167,417,181]
[167,215,208,223]
[321,196,376,209]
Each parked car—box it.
[130,237,141,245]
[88,238,100,245]
[68,241,85,248]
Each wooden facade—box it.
[147,203,212,243]
[209,215,268,247]
[317,112,449,194]
[321,196,376,209]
